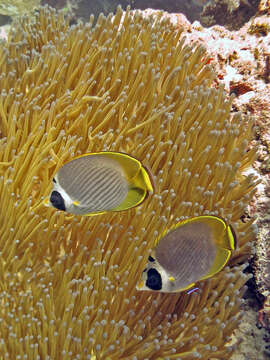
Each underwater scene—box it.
[0,0,269,359]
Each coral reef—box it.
[200,0,260,29]
[0,0,40,16]
[0,5,258,359]
[248,14,270,35]
[259,0,270,14]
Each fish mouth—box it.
[136,281,145,290]
[43,197,50,206]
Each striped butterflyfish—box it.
[136,216,237,293]
[46,151,154,216]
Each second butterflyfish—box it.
[137,216,237,293]
[46,151,154,216]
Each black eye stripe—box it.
[148,255,155,262]
[53,177,56,183]
[146,268,162,291]
[50,191,66,211]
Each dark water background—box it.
[0,0,261,31]
[43,0,260,29]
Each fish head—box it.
[136,255,177,293]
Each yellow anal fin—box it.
[176,282,196,293]
[113,187,146,211]
[200,247,231,281]
[84,210,108,217]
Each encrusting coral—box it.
[0,5,258,359]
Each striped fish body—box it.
[48,152,154,216]
[137,216,236,293]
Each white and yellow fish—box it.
[45,151,154,216]
[137,216,237,293]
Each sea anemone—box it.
[0,5,258,359]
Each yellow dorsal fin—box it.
[99,151,141,180]
[161,215,236,251]
[71,151,154,193]
[72,151,141,179]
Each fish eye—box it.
[148,255,155,262]
[146,268,162,291]
[50,191,66,211]
[53,177,56,183]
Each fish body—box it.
[46,152,154,216]
[137,216,236,293]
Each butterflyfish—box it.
[46,151,154,216]
[136,216,237,293]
